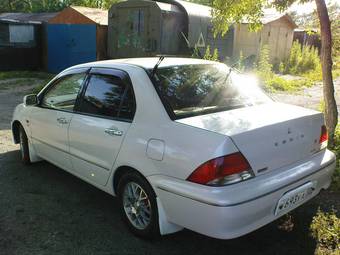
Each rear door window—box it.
[77,73,135,121]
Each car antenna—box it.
[151,56,165,78]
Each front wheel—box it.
[19,125,31,165]
[117,172,160,239]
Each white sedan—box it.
[12,57,336,239]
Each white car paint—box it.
[12,58,336,239]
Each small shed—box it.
[46,6,108,73]
[293,28,321,51]
[233,11,297,64]
[108,0,186,58]
[108,0,234,59]
[0,12,57,71]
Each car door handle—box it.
[57,117,69,124]
[105,128,123,136]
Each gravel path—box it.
[0,76,339,254]
[272,78,340,119]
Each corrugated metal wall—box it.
[47,24,96,73]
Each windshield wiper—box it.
[224,55,253,82]
[151,56,165,78]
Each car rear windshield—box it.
[152,63,272,119]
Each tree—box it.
[288,2,340,59]
[0,0,121,12]
[211,0,338,145]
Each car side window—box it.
[77,74,135,121]
[41,73,85,111]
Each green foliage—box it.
[279,62,285,74]
[211,0,267,36]
[310,209,340,255]
[0,71,53,81]
[203,45,219,61]
[0,0,121,12]
[255,44,314,92]
[256,44,272,77]
[263,75,313,92]
[330,126,340,191]
[290,2,340,60]
[285,41,321,75]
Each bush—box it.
[256,44,272,79]
[285,41,321,75]
[310,209,340,255]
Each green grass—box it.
[0,71,54,93]
[263,75,313,92]
[310,209,340,255]
[0,71,54,81]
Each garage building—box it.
[45,6,108,73]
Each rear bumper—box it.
[148,149,336,239]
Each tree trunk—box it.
[315,0,338,147]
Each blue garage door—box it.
[47,24,96,73]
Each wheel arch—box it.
[12,120,22,144]
[112,165,153,196]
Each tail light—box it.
[319,125,328,149]
[187,152,254,186]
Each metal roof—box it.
[166,1,296,26]
[156,1,182,13]
[70,6,108,25]
[0,12,57,24]
[173,0,212,18]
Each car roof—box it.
[73,57,217,70]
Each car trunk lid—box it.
[177,103,324,176]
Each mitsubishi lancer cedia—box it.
[11,57,336,239]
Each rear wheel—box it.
[117,171,160,239]
[19,125,30,165]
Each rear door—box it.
[30,68,88,170]
[68,68,136,186]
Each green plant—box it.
[279,62,285,74]
[256,44,272,78]
[0,71,53,81]
[203,45,219,61]
[330,126,340,191]
[263,75,313,92]
[310,209,340,255]
[285,41,321,75]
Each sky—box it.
[289,0,337,14]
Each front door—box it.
[30,68,88,170]
[68,68,136,186]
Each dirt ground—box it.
[272,77,340,119]
[0,78,339,255]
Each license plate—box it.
[275,182,316,215]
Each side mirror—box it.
[23,94,38,106]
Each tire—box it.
[19,125,31,165]
[117,171,160,239]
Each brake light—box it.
[187,152,254,186]
[319,125,328,149]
